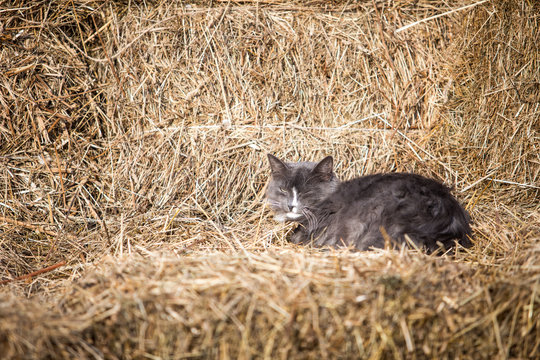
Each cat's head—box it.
[266,154,339,222]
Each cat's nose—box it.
[288,205,294,211]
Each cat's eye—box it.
[279,187,287,193]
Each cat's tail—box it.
[445,204,473,248]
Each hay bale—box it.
[0,0,538,358]
[1,250,539,358]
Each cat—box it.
[266,154,472,252]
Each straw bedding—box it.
[0,0,538,358]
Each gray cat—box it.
[266,154,472,252]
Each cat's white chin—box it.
[274,212,303,222]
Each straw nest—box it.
[0,0,538,358]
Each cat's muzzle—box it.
[274,211,303,222]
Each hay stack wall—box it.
[0,0,538,358]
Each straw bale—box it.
[1,250,539,359]
[0,0,538,358]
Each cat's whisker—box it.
[265,200,283,209]
[302,208,318,231]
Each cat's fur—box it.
[266,154,472,252]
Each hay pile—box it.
[2,250,539,358]
[0,0,538,358]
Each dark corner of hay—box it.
[0,0,539,359]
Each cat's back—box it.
[335,172,453,202]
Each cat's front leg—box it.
[290,225,309,244]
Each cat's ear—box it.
[312,156,334,181]
[267,154,288,177]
